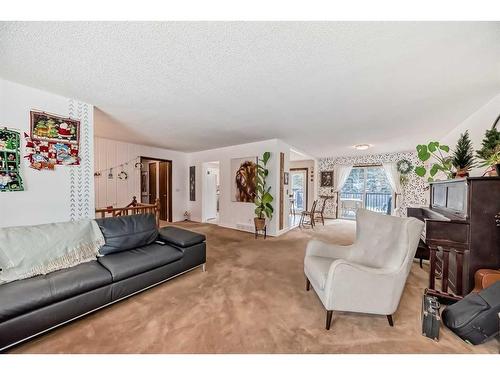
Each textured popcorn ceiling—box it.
[1,22,499,157]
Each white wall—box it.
[0,79,94,228]
[94,137,188,222]
[188,139,292,236]
[440,93,500,177]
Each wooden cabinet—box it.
[409,177,500,298]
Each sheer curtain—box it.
[382,163,402,216]
[334,165,353,218]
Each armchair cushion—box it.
[352,209,415,270]
[305,240,353,260]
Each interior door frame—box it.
[148,162,157,205]
[140,156,173,222]
[290,167,309,211]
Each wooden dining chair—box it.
[315,198,327,225]
[300,200,318,228]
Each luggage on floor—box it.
[442,281,500,345]
[421,294,441,341]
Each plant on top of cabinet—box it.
[414,141,453,182]
[451,130,475,178]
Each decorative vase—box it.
[254,217,266,231]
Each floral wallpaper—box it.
[318,151,428,218]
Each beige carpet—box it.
[10,220,499,354]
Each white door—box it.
[204,172,218,220]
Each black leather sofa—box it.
[0,214,206,351]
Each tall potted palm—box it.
[254,151,273,232]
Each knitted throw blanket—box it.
[0,219,105,284]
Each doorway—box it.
[202,161,220,224]
[140,157,172,223]
[290,168,308,212]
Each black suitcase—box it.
[442,281,500,345]
[421,294,441,341]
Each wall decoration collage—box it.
[0,110,82,193]
[0,128,24,192]
[25,111,80,170]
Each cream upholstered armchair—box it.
[304,209,424,329]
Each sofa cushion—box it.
[0,261,111,323]
[158,226,206,248]
[97,243,183,282]
[45,261,112,303]
[0,276,52,324]
[304,256,335,290]
[96,214,158,255]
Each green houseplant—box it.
[254,151,273,231]
[451,130,475,177]
[476,116,500,176]
[414,141,453,182]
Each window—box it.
[340,166,392,219]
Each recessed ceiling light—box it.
[353,144,372,150]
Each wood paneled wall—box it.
[94,137,142,209]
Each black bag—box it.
[442,281,500,345]
[421,294,441,341]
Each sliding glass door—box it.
[339,166,392,219]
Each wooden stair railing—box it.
[95,196,161,228]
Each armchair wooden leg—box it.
[387,314,394,327]
[306,278,310,291]
[326,310,333,330]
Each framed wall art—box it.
[26,111,81,170]
[231,156,257,202]
[320,171,334,187]
[0,127,24,192]
[189,166,196,201]
[283,171,289,185]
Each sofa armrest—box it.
[158,227,206,248]
[323,260,403,314]
[305,239,354,260]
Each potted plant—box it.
[254,151,273,232]
[476,116,500,176]
[414,141,453,182]
[451,130,475,178]
[479,146,500,176]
